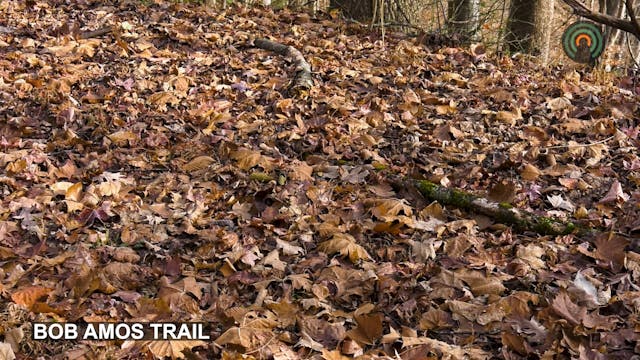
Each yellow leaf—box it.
[5,159,26,174]
[65,182,83,201]
[50,181,75,195]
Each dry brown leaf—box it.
[321,349,350,360]
[231,148,263,170]
[317,233,372,263]
[182,156,215,172]
[65,182,83,201]
[495,108,522,126]
[346,312,383,345]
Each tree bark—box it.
[535,0,555,64]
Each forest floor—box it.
[1,1,640,359]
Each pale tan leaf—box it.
[107,130,137,146]
[0,343,15,360]
[4,328,23,353]
[50,181,75,195]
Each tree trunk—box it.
[447,0,480,39]
[330,0,428,31]
[330,0,374,21]
[506,0,538,53]
[601,0,625,46]
[535,0,555,64]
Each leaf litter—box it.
[1,0,640,359]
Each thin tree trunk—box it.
[331,0,428,31]
[535,0,555,64]
[447,0,480,39]
[506,0,538,53]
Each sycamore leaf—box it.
[317,233,372,263]
[371,198,413,220]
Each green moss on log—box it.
[415,180,583,236]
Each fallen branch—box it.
[413,180,585,236]
[253,38,313,95]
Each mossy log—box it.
[253,38,313,94]
[414,180,585,236]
